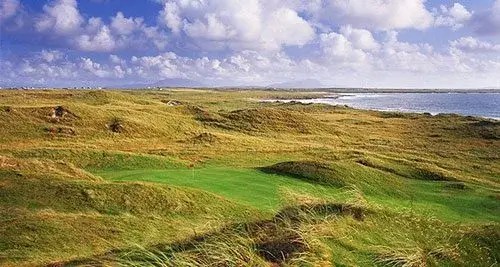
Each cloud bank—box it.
[1,0,499,88]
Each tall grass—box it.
[0,89,498,266]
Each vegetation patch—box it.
[217,108,320,133]
[0,176,236,216]
[161,99,183,106]
[188,106,322,134]
[183,132,220,144]
[186,105,221,123]
[377,111,417,119]
[465,119,500,140]
[251,221,308,264]
[44,126,76,136]
[75,90,111,105]
[3,106,13,112]
[260,161,347,187]
[442,181,469,190]
[356,157,458,182]
[107,117,125,133]
[52,106,66,118]
[60,200,365,266]
[0,163,252,266]
[47,106,80,123]
[0,155,99,181]
[7,149,182,170]
[276,202,367,222]
[9,106,79,124]
[457,224,500,264]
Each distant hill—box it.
[268,79,324,89]
[113,78,205,89]
[151,78,206,88]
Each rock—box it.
[162,100,183,106]
[82,189,96,200]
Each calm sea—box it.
[288,93,500,120]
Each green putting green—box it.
[97,167,341,211]
[97,167,499,222]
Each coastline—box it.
[263,92,500,121]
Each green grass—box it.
[96,167,342,212]
[96,166,499,222]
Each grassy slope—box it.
[0,156,257,266]
[97,165,499,222]
[0,89,498,266]
[97,167,341,211]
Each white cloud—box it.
[184,13,232,41]
[315,0,434,31]
[2,0,500,89]
[126,50,317,85]
[3,42,500,88]
[0,0,26,30]
[317,28,444,74]
[339,25,379,51]
[316,28,481,75]
[35,0,83,34]
[80,57,111,78]
[158,0,315,51]
[76,25,117,52]
[33,2,169,53]
[319,32,368,64]
[131,52,182,78]
[110,12,143,35]
[40,49,64,62]
[158,2,181,34]
[450,37,500,53]
[109,54,125,65]
[378,33,438,73]
[0,0,19,21]
[435,3,472,30]
[142,25,169,50]
[472,0,500,35]
[261,7,315,49]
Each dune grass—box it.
[0,89,498,266]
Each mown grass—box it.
[97,167,343,212]
[97,166,499,223]
[0,89,498,266]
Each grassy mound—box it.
[0,156,254,266]
[182,132,220,145]
[5,105,80,124]
[464,119,500,140]
[357,156,458,182]
[0,155,99,181]
[260,161,347,187]
[61,200,367,266]
[62,199,499,267]
[220,108,321,133]
[191,107,323,134]
[6,148,183,170]
[0,173,238,216]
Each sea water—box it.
[287,93,500,120]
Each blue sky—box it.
[1,0,500,88]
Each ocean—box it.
[285,93,500,120]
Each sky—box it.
[1,0,500,88]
